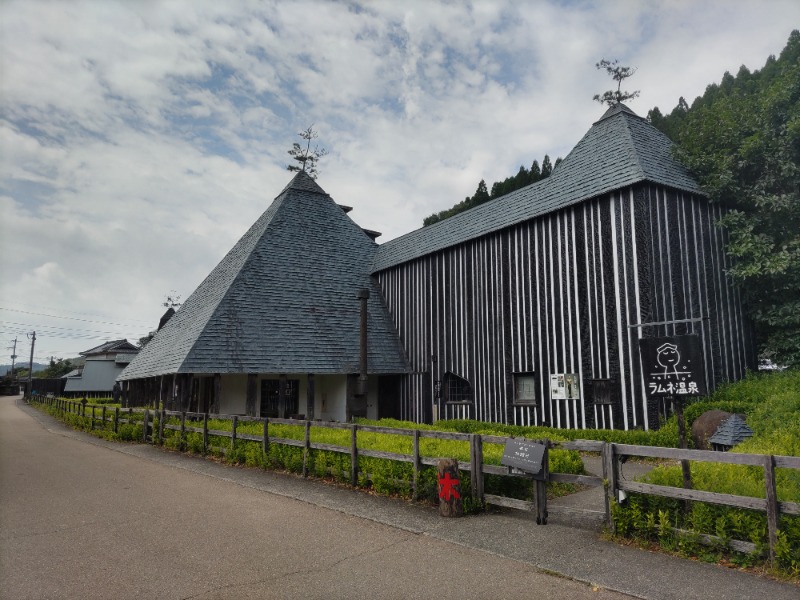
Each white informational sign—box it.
[550,373,581,400]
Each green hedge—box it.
[154,416,585,510]
[360,416,680,448]
[613,369,800,575]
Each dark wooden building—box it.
[120,104,754,430]
[371,104,754,429]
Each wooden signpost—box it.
[639,334,707,497]
[501,439,549,524]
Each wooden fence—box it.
[30,394,800,562]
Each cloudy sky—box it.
[1,0,797,362]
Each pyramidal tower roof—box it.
[709,415,754,448]
[120,171,409,379]
[372,104,703,272]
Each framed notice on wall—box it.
[550,373,580,400]
[639,335,707,398]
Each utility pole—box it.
[7,337,17,376]
[26,331,35,397]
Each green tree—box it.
[287,125,328,179]
[529,159,541,183]
[473,179,490,204]
[541,154,552,178]
[649,30,800,366]
[35,358,75,379]
[593,58,641,106]
[423,154,560,226]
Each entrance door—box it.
[346,375,368,421]
[260,379,299,418]
[377,375,402,420]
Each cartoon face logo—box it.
[656,343,680,376]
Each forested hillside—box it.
[648,30,800,367]
[423,154,560,226]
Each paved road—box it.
[1,396,627,600]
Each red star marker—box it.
[438,472,460,501]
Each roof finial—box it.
[286,125,328,179]
[593,58,640,107]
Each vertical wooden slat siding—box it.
[610,194,630,429]
[572,209,586,429]
[620,193,636,427]
[630,190,647,428]
[374,184,752,429]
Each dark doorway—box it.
[346,375,368,421]
[260,379,299,418]
[378,375,402,420]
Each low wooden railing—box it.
[29,394,800,562]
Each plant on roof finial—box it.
[593,58,640,106]
[287,125,328,179]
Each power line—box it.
[0,320,140,336]
[0,301,153,325]
[0,327,146,340]
[0,306,153,328]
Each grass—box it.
[613,369,800,577]
[30,372,800,578]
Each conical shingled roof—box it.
[120,171,409,379]
[372,104,703,272]
[708,415,754,448]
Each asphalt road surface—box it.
[0,396,629,600]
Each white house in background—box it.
[64,340,139,397]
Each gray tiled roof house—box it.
[65,339,139,394]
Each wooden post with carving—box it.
[437,458,463,517]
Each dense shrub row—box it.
[359,417,681,447]
[158,417,585,511]
[613,370,800,576]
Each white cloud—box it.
[1,0,798,358]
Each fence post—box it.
[268,417,269,458]
[142,409,149,443]
[603,442,619,534]
[302,420,311,478]
[350,424,358,487]
[180,412,186,451]
[470,433,484,507]
[533,443,549,525]
[764,455,779,564]
[101,406,106,430]
[202,413,208,454]
[158,408,165,445]
[412,429,420,501]
[437,458,463,517]
[113,407,119,433]
[91,405,95,430]
[231,415,238,453]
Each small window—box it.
[513,374,537,406]
[591,379,616,405]
[443,371,473,405]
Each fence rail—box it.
[29,394,800,562]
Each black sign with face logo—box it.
[638,335,707,398]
